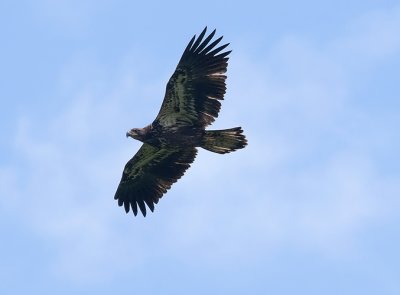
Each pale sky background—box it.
[1,1,400,294]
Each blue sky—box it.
[1,0,400,294]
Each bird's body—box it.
[115,28,247,217]
[128,123,204,149]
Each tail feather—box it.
[201,127,247,154]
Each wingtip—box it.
[124,201,130,213]
[137,200,147,217]
[202,26,216,34]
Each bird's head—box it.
[126,128,146,141]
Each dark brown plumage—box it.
[114,27,247,217]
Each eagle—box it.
[114,27,247,217]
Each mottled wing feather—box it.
[114,144,197,216]
[155,27,231,128]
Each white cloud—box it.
[332,5,400,60]
[159,150,387,266]
[31,0,107,34]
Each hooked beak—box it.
[126,129,136,138]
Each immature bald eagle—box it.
[115,27,247,216]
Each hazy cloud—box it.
[2,4,399,285]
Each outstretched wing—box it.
[155,27,231,128]
[114,144,197,216]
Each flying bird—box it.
[115,27,247,216]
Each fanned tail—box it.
[201,127,247,154]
